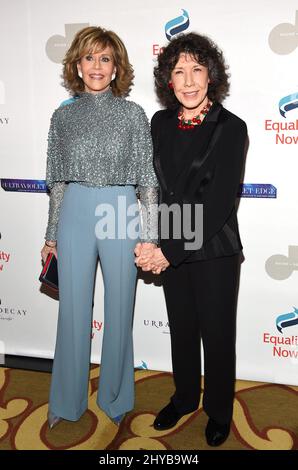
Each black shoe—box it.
[153,402,183,431]
[205,418,230,446]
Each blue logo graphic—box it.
[136,361,148,370]
[1,179,47,193]
[165,9,190,40]
[279,92,298,118]
[276,307,298,333]
[239,184,277,199]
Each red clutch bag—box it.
[39,252,58,291]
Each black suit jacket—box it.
[151,102,247,267]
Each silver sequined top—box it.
[45,88,159,242]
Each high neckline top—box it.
[46,90,157,190]
[45,91,158,242]
[78,87,114,105]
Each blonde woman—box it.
[41,26,158,428]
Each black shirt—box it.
[156,107,244,264]
[162,116,217,188]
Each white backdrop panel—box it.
[0,0,297,385]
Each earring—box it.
[168,81,173,90]
[111,72,116,81]
[78,69,82,78]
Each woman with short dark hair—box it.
[136,32,247,446]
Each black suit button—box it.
[169,191,174,196]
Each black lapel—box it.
[153,108,177,192]
[178,103,224,190]
[153,143,168,192]
[153,103,224,193]
[165,109,200,186]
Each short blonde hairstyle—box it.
[63,26,134,97]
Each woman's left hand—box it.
[134,242,156,267]
[135,245,169,274]
[149,248,170,274]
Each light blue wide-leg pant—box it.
[49,183,139,420]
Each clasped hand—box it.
[134,242,170,275]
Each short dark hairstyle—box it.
[154,32,230,109]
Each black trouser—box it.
[162,254,240,425]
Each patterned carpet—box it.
[0,366,297,450]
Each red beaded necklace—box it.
[178,101,212,130]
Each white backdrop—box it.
[1,0,298,385]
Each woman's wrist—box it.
[45,240,57,247]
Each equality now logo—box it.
[91,319,103,340]
[165,9,190,40]
[263,308,298,361]
[276,308,298,334]
[153,9,190,57]
[0,233,11,273]
[279,93,298,118]
[264,93,298,145]
[269,11,298,55]
[94,196,203,251]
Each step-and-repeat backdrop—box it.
[0,0,297,385]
